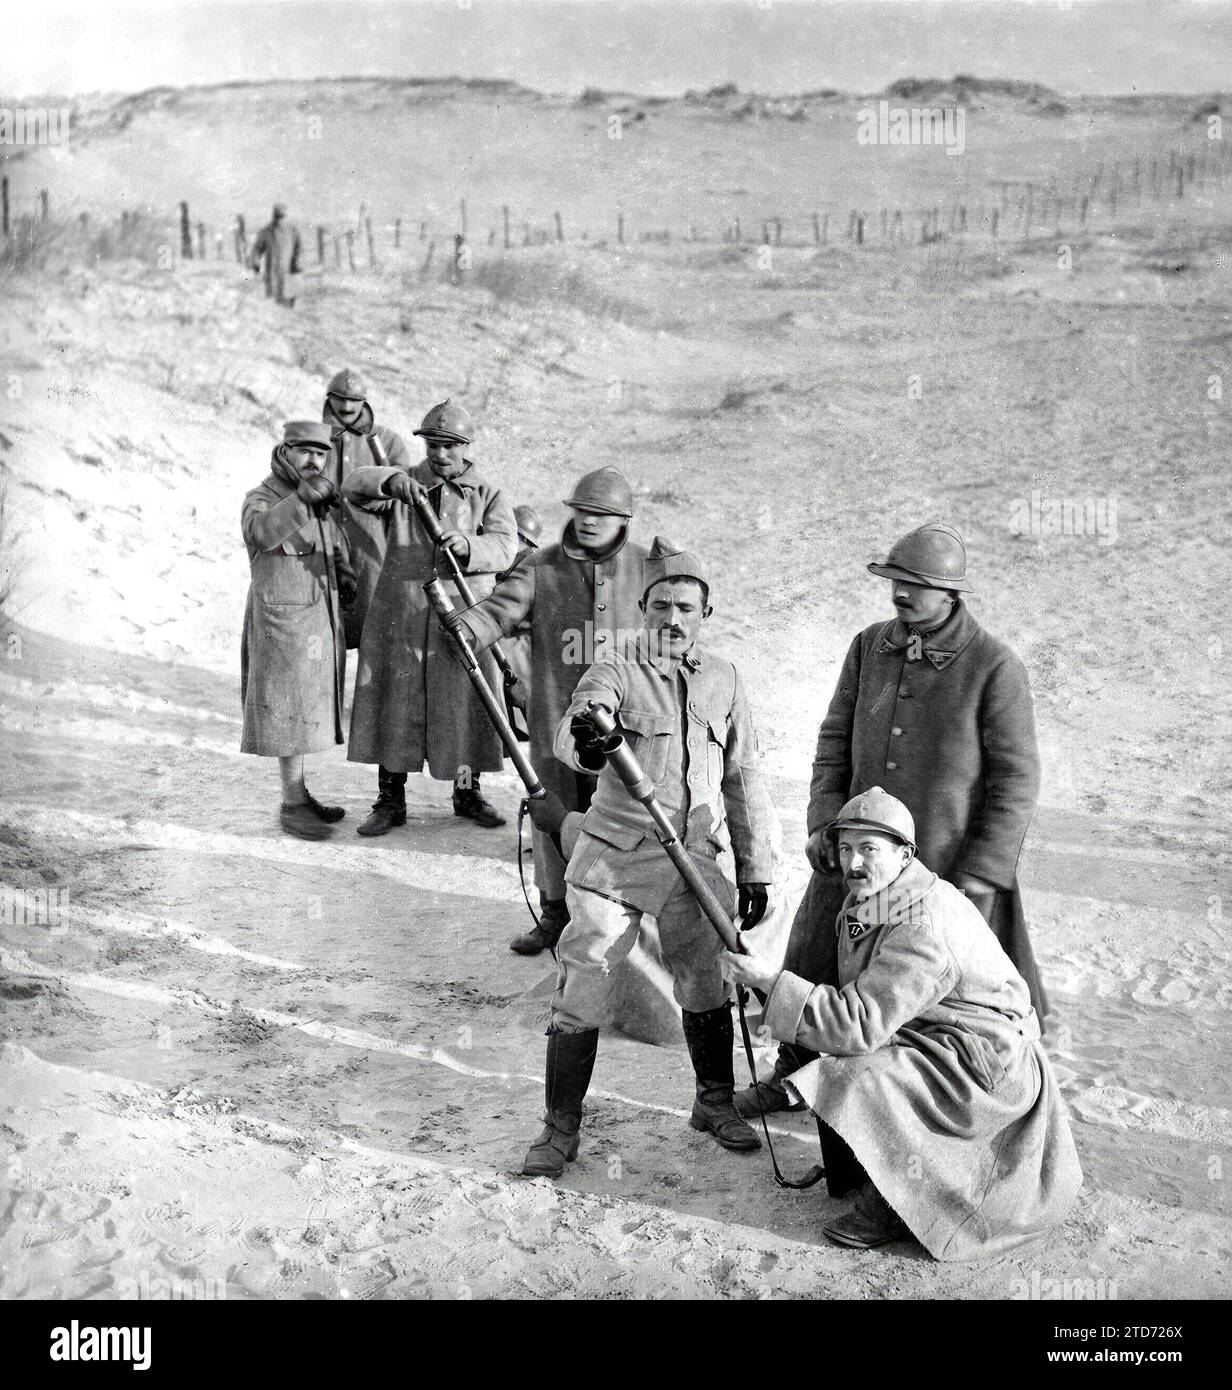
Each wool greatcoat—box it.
[250,218,302,305]
[321,398,411,649]
[342,458,518,779]
[783,599,1046,1016]
[239,458,347,757]
[764,858,1082,1261]
[459,522,649,897]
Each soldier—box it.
[320,368,412,651]
[520,537,775,1179]
[249,203,302,307]
[342,400,518,834]
[722,788,1080,1258]
[240,421,349,839]
[736,522,1044,1119]
[458,468,648,956]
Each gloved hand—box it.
[805,829,839,875]
[297,473,339,515]
[738,883,769,931]
[570,711,608,771]
[383,471,418,504]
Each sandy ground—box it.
[1,81,1231,1299]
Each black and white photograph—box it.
[0,0,1227,1330]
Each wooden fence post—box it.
[196,222,206,258]
[1,176,8,238]
[179,201,192,258]
[554,211,564,242]
[317,225,325,264]
[991,209,999,239]
[235,214,247,263]
[502,205,511,249]
[345,228,356,270]
[334,235,341,268]
[394,218,401,249]
[39,188,49,222]
[421,240,435,275]
[365,215,376,267]
[855,214,864,245]
[617,213,624,243]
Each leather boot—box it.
[357,768,407,837]
[682,1005,761,1153]
[822,1180,910,1250]
[453,779,506,828]
[521,1028,599,1178]
[280,803,334,841]
[303,791,345,823]
[734,1042,807,1118]
[510,895,570,955]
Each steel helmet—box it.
[326,368,367,402]
[867,522,972,593]
[824,786,916,851]
[514,505,543,542]
[562,466,633,518]
[414,399,473,445]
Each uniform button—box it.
[886,761,897,770]
[900,690,912,698]
[597,604,606,612]
[892,726,903,736]
[596,577,605,586]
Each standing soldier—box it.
[458,468,648,956]
[240,421,349,839]
[249,203,302,307]
[320,368,412,651]
[342,400,518,834]
[736,522,1043,1119]
[520,537,775,1179]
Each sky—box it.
[3,0,1230,99]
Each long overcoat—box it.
[250,219,302,304]
[786,600,1045,1013]
[461,523,648,896]
[765,859,1082,1261]
[343,458,518,778]
[240,468,346,757]
[321,398,411,648]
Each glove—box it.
[383,471,418,504]
[737,883,769,931]
[297,473,338,515]
[805,829,839,875]
[570,712,608,771]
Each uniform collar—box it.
[411,457,482,494]
[876,598,978,670]
[635,632,703,679]
[560,519,630,564]
[838,858,937,939]
[322,399,375,437]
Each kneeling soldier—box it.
[723,788,1081,1259]
[240,421,350,838]
[521,537,775,1178]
